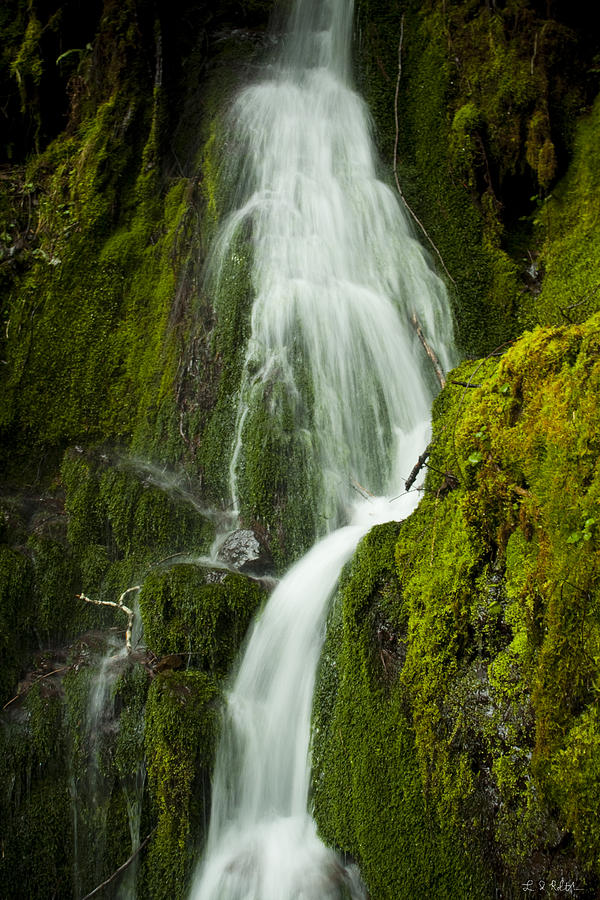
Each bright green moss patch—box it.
[61,448,214,605]
[312,523,491,898]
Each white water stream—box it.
[191,0,455,897]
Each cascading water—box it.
[192,0,455,897]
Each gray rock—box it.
[218,529,273,575]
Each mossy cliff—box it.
[1,0,600,898]
[357,0,600,355]
[310,4,600,896]
[313,315,600,897]
[1,0,272,896]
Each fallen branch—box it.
[80,829,155,900]
[450,379,481,388]
[351,477,374,500]
[76,586,140,653]
[405,444,430,491]
[393,15,455,285]
[2,666,70,711]
[411,313,446,388]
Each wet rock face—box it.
[218,529,273,576]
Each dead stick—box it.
[80,829,155,900]
[411,314,446,388]
[2,666,70,711]
[530,31,538,76]
[77,586,140,653]
[405,445,431,491]
[351,477,374,499]
[393,16,405,193]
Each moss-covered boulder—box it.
[139,563,266,676]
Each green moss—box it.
[450,102,485,189]
[312,523,491,898]
[61,651,152,898]
[195,93,323,566]
[59,448,215,637]
[195,226,254,506]
[0,7,206,477]
[114,662,150,775]
[314,315,600,892]
[549,706,600,874]
[0,7,279,897]
[0,545,34,702]
[1,683,73,897]
[139,563,264,674]
[533,93,600,326]
[356,0,593,354]
[318,315,600,890]
[235,377,319,568]
[143,669,219,899]
[10,12,43,148]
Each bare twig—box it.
[405,444,430,491]
[351,477,374,500]
[80,829,155,900]
[559,284,600,323]
[392,15,405,192]
[530,31,538,76]
[2,666,70,711]
[392,16,455,285]
[411,313,446,388]
[77,586,140,653]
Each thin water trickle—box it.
[71,634,146,900]
[71,639,126,897]
[192,0,455,897]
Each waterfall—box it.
[192,0,455,896]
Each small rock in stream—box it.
[218,529,273,576]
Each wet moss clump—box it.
[532,93,600,326]
[0,649,153,899]
[139,563,266,675]
[0,545,35,701]
[0,681,72,898]
[142,669,219,899]
[312,523,491,899]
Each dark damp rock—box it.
[154,654,184,673]
[218,529,273,576]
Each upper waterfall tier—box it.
[209,0,454,524]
